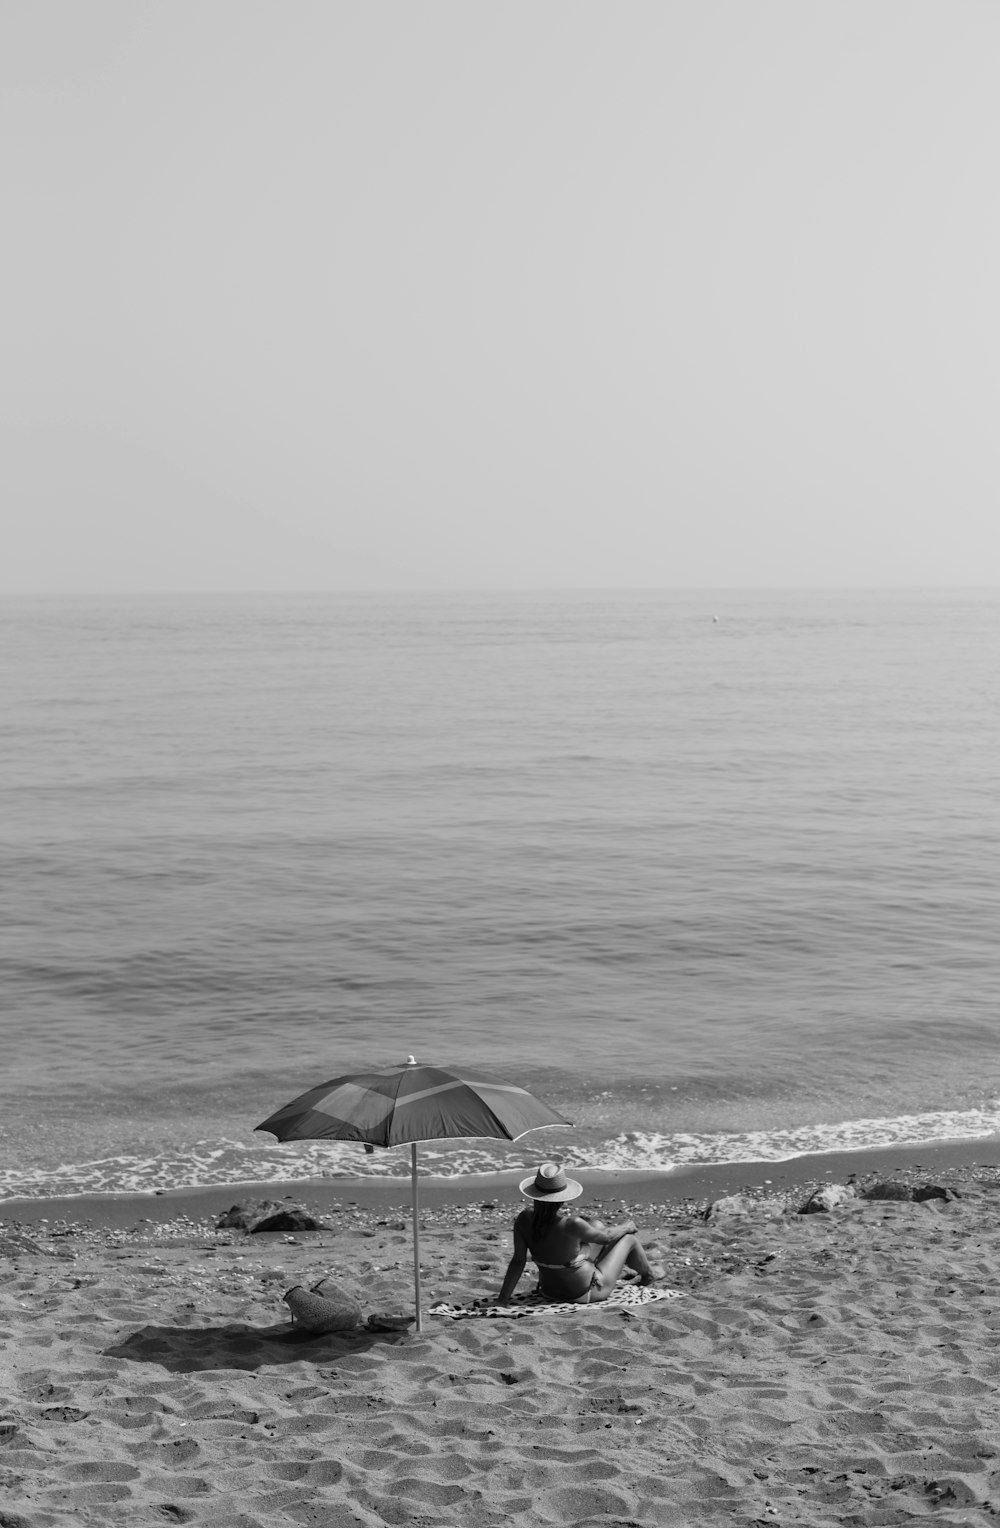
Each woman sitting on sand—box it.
[497,1163,664,1306]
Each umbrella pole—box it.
[410,1143,422,1332]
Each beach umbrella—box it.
[256,1056,571,1331]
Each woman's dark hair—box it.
[531,1200,563,1233]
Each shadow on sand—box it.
[105,1320,411,1373]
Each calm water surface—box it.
[3,590,999,1197]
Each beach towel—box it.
[429,1284,682,1320]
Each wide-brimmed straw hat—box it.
[519,1162,583,1201]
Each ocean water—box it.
[3,589,1000,1200]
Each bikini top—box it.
[531,1252,588,1271]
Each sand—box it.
[3,1146,1000,1528]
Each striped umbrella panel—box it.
[257,1064,570,1147]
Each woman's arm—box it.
[567,1214,636,1245]
[497,1217,530,1305]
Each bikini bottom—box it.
[538,1261,601,1305]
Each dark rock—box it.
[215,1199,284,1230]
[861,1182,915,1202]
[251,1209,323,1233]
[214,1200,324,1233]
[861,1181,958,1204]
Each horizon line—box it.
[3,583,1000,600]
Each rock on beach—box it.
[214,1198,327,1233]
[798,1182,857,1213]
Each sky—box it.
[3,1,1000,593]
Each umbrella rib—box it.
[507,1122,572,1141]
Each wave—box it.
[3,1100,999,1201]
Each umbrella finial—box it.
[406,1055,416,1065]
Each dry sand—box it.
[3,1147,1000,1527]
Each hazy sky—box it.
[4,2,1000,593]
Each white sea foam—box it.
[3,1103,999,1201]
[593,1101,1000,1172]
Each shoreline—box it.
[5,1134,998,1230]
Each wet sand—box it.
[3,1141,1000,1526]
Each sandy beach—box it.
[3,1143,1000,1528]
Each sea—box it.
[3,589,999,1202]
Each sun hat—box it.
[518,1162,583,1201]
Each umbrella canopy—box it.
[256,1057,571,1330]
[257,1058,570,1149]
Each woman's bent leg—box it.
[588,1234,660,1301]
